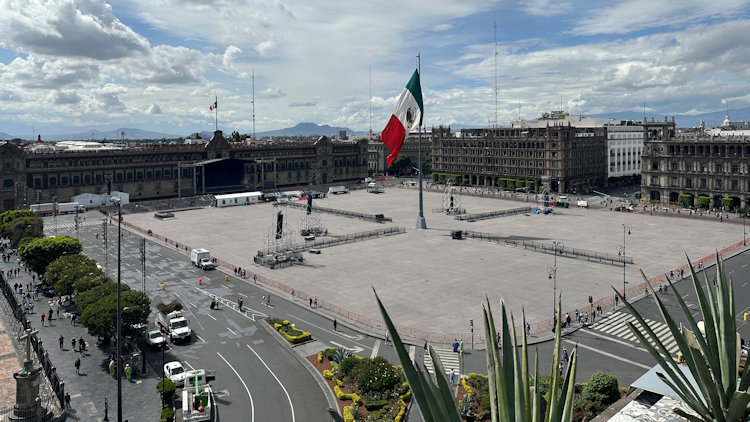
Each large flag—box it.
[380,69,423,166]
[209,99,217,111]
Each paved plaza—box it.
[121,186,745,342]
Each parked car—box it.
[146,329,165,348]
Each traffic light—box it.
[588,295,593,304]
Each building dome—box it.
[722,114,732,127]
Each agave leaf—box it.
[483,301,501,421]
[545,298,564,422]
[373,289,461,422]
[558,348,578,422]
[520,311,531,419]
[531,352,541,422]
[725,391,750,422]
[429,344,460,418]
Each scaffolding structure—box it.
[442,180,463,215]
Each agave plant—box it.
[331,347,352,364]
[616,255,750,421]
[328,291,578,422]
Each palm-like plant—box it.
[328,291,578,421]
[616,255,750,421]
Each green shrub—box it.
[364,400,388,411]
[572,399,604,422]
[698,195,710,208]
[324,347,338,361]
[356,357,401,394]
[337,356,362,380]
[160,405,175,422]
[678,194,693,208]
[331,347,351,364]
[157,379,176,405]
[582,372,620,405]
[722,197,735,210]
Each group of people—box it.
[308,297,318,308]
[234,267,247,278]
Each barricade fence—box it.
[462,230,633,266]
[276,201,392,223]
[455,207,533,222]
[257,226,405,256]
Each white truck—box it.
[30,202,85,215]
[328,186,349,194]
[156,310,192,343]
[190,248,217,270]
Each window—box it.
[3,179,12,188]
[49,176,57,186]
[127,172,134,181]
[95,174,102,182]
[73,176,80,185]
[61,176,69,185]
[34,178,42,188]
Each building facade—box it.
[606,124,644,182]
[368,133,432,174]
[0,130,368,211]
[641,121,750,209]
[431,123,607,193]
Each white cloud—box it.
[52,90,82,105]
[0,0,150,59]
[570,0,750,36]
[261,87,286,98]
[147,104,163,114]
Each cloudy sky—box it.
[1,0,750,137]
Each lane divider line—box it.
[217,352,254,422]
[246,344,295,422]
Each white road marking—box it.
[226,327,237,336]
[330,341,364,354]
[246,344,295,422]
[184,361,196,371]
[238,292,248,298]
[196,335,205,343]
[579,328,647,352]
[217,352,254,422]
[189,302,196,308]
[371,340,381,359]
[563,340,651,370]
[742,264,748,268]
[206,314,217,321]
[287,314,366,342]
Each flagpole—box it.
[215,95,218,131]
[416,52,427,230]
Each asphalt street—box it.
[54,214,334,422]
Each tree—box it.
[44,254,102,296]
[19,236,82,275]
[230,131,242,143]
[80,290,150,340]
[619,256,750,421]
[389,154,412,176]
[8,217,44,248]
[422,154,432,174]
[581,372,619,405]
[76,281,126,313]
[0,210,38,238]
[73,273,108,296]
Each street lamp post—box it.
[111,197,123,422]
[546,241,564,318]
[618,223,632,301]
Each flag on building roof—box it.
[380,69,423,166]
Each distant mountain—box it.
[0,131,14,140]
[47,127,180,141]
[256,123,362,137]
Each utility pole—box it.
[618,223,632,301]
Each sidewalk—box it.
[0,259,162,421]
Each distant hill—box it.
[0,131,14,140]
[256,123,362,137]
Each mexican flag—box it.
[209,99,217,111]
[380,69,423,166]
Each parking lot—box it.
[121,186,746,341]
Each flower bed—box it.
[308,348,410,421]
[267,317,312,344]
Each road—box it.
[54,213,334,422]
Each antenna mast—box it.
[252,69,256,139]
[494,21,498,128]
[369,66,372,137]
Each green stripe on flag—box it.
[405,70,423,124]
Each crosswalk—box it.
[590,311,679,354]
[423,347,461,375]
[48,220,103,230]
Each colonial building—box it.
[0,130,368,210]
[431,122,607,193]
[368,133,432,174]
[641,119,750,209]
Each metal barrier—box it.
[455,206,533,222]
[276,201,393,223]
[462,230,634,266]
[257,226,406,256]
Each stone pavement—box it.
[0,316,20,409]
[120,186,747,345]
[0,258,162,421]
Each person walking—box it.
[459,339,464,356]
[526,322,531,336]
[384,331,390,345]
[449,368,456,387]
[333,319,338,332]
[260,295,265,305]
[238,298,243,312]
[75,357,81,375]
[78,338,84,355]
[309,298,313,307]
[71,337,76,352]
[109,359,115,377]
[313,297,317,307]
[48,308,53,321]
[59,335,64,349]
[64,392,70,409]
[562,347,569,364]
[41,313,45,326]
[125,364,132,382]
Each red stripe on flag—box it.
[380,114,406,166]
